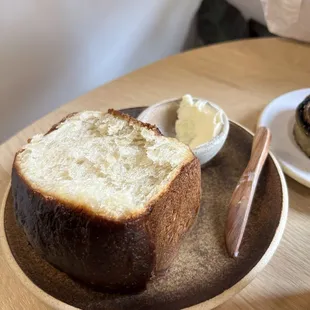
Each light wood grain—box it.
[226,127,271,257]
[1,38,310,309]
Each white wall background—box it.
[0,0,202,143]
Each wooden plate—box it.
[0,107,288,310]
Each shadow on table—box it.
[217,291,310,310]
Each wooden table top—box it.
[1,37,310,310]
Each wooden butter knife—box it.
[225,126,271,258]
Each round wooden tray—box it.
[0,107,288,310]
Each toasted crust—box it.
[12,111,201,291]
[108,109,162,135]
[41,109,161,139]
[12,165,155,291]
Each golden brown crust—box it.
[26,113,79,143]
[146,157,201,272]
[12,165,155,291]
[12,111,201,291]
[28,110,161,143]
[108,109,162,135]
[45,112,78,135]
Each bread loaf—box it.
[12,109,201,291]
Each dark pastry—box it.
[294,95,310,157]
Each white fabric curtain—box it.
[261,0,310,42]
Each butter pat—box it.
[175,95,224,148]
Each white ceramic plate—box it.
[258,88,310,187]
